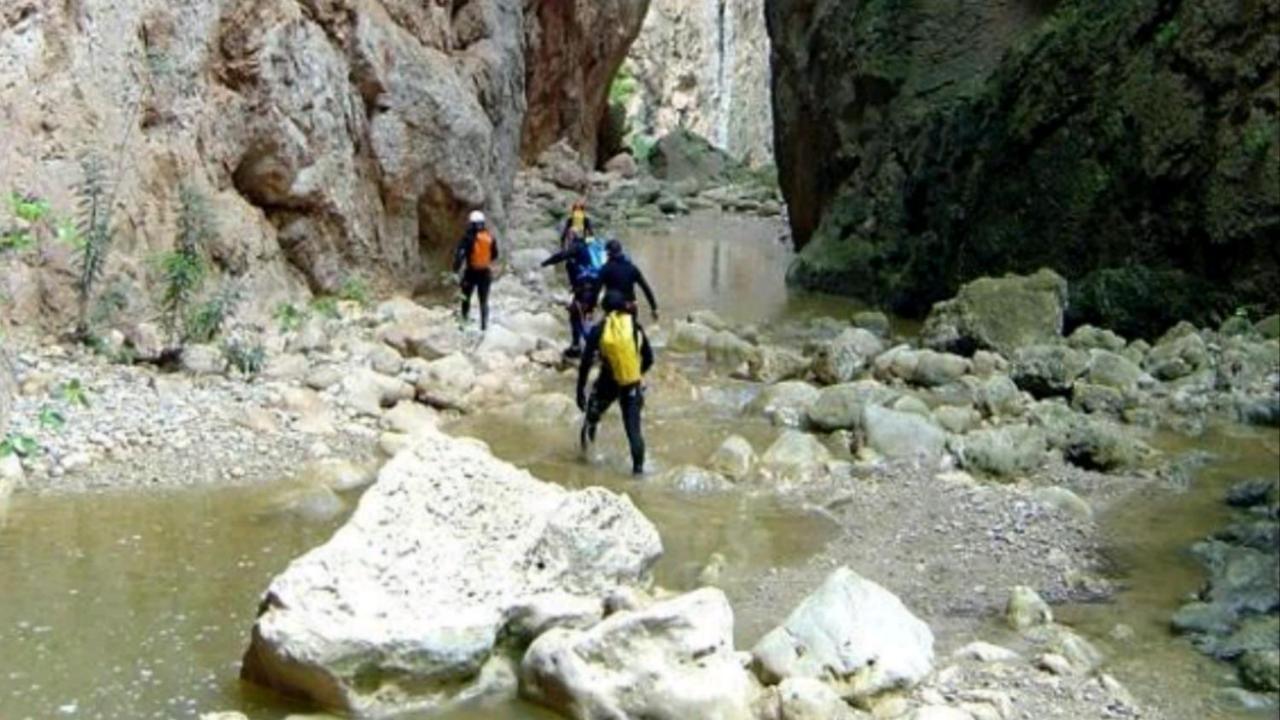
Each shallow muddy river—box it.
[0,212,1276,719]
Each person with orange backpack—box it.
[577,290,655,475]
[452,210,500,331]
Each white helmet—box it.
[469,210,486,224]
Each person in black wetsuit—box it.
[577,290,655,475]
[541,234,607,357]
[596,239,659,321]
[451,210,499,331]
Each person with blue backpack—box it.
[541,231,609,357]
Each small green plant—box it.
[1,191,53,254]
[157,186,215,343]
[72,156,117,339]
[1155,20,1180,50]
[10,192,51,224]
[311,296,340,320]
[185,283,240,344]
[222,339,265,377]
[274,302,309,332]
[38,406,66,431]
[58,378,91,408]
[337,276,371,306]
[608,65,640,108]
[0,433,39,459]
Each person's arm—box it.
[491,232,500,263]
[639,325,655,374]
[452,234,470,273]
[576,326,601,410]
[541,247,572,267]
[635,267,658,319]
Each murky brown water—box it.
[0,212,1275,718]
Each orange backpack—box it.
[469,229,494,270]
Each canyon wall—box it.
[768,0,1280,337]
[0,0,646,327]
[623,0,773,167]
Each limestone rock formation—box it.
[521,588,760,720]
[753,567,935,703]
[241,427,662,716]
[621,0,774,166]
[522,0,652,167]
[0,0,647,327]
[767,0,1279,335]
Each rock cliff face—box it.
[767,0,1279,337]
[623,0,773,167]
[0,0,646,326]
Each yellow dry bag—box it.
[600,311,642,386]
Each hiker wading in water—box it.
[541,220,608,357]
[452,210,499,331]
[596,238,658,321]
[577,290,655,476]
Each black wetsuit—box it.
[596,255,658,317]
[452,225,499,330]
[576,317,655,474]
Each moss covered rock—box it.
[768,0,1279,337]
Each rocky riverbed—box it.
[3,169,1278,719]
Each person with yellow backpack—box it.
[452,210,500,331]
[577,290,655,475]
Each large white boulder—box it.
[242,428,663,717]
[753,567,934,703]
[760,431,832,484]
[862,405,947,460]
[747,381,820,428]
[521,588,760,720]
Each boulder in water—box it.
[949,425,1046,478]
[806,381,898,432]
[242,428,662,717]
[761,431,833,483]
[749,345,812,384]
[1006,586,1053,631]
[811,328,885,385]
[748,381,821,428]
[708,435,757,481]
[520,588,759,720]
[862,405,947,461]
[753,567,934,703]
[921,270,1068,356]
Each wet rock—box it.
[811,328,885,385]
[748,381,821,428]
[921,270,1068,356]
[773,677,864,720]
[413,354,478,410]
[304,459,376,493]
[658,465,735,493]
[518,393,579,425]
[1067,325,1127,353]
[975,374,1023,418]
[182,345,226,375]
[708,435,756,481]
[342,368,414,417]
[380,400,438,436]
[949,425,1046,478]
[862,405,947,460]
[1191,541,1280,617]
[707,330,756,368]
[892,395,932,417]
[1006,586,1053,630]
[1010,345,1089,398]
[852,311,892,338]
[1146,332,1210,381]
[670,321,715,353]
[260,483,346,523]
[750,345,812,384]
[1084,350,1146,392]
[242,428,662,717]
[761,431,833,483]
[933,405,980,435]
[521,588,758,720]
[689,310,732,332]
[753,567,934,703]
[478,325,538,358]
[1241,649,1280,691]
[911,350,971,388]
[953,642,1020,664]
[1030,402,1153,472]
[806,381,897,433]
[1225,478,1279,508]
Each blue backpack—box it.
[576,238,608,283]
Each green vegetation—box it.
[72,156,118,339]
[222,338,265,377]
[1,192,52,254]
[274,302,309,332]
[0,433,39,459]
[58,378,90,408]
[158,186,214,343]
[37,406,66,432]
[338,276,371,307]
[184,283,239,345]
[311,296,340,320]
[607,65,639,108]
